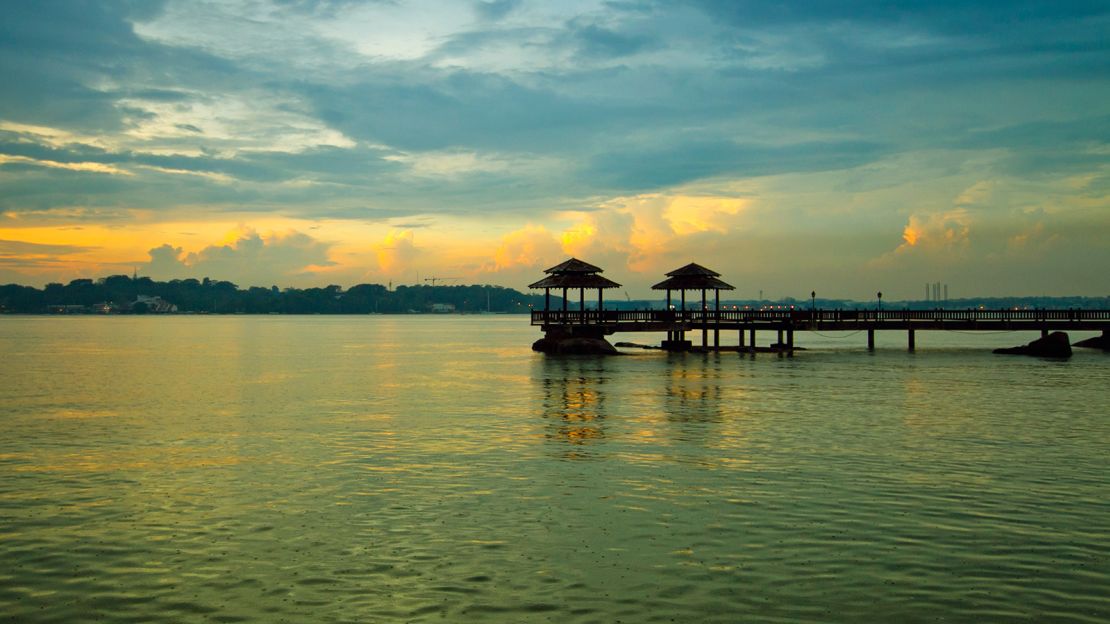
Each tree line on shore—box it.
[1,275,1106,314]
[0,276,544,314]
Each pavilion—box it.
[529,258,621,320]
[652,263,735,350]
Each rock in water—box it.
[532,335,619,355]
[993,331,1072,358]
[555,337,619,355]
[1073,331,1110,351]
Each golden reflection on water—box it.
[12,449,243,473]
[538,357,609,456]
[664,355,726,425]
[536,353,759,466]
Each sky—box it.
[0,1,1107,299]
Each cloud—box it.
[1,0,1108,295]
[897,210,972,254]
[474,0,520,22]
[490,224,562,272]
[375,230,419,276]
[144,227,334,286]
[572,23,657,60]
[0,239,96,276]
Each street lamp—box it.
[877,291,883,312]
[811,290,816,312]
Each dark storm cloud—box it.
[270,0,383,17]
[0,1,243,133]
[299,71,619,152]
[1,0,1107,220]
[588,139,884,190]
[474,0,521,22]
[688,1,1108,33]
[571,23,657,59]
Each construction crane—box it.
[423,276,459,287]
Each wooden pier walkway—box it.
[531,308,1110,352]
[526,257,1109,354]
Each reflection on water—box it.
[2,317,1109,623]
[663,354,725,425]
[540,357,609,454]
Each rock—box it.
[1073,331,1110,351]
[555,337,619,355]
[531,337,556,352]
[763,341,808,353]
[533,335,619,355]
[993,331,1072,358]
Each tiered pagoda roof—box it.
[529,258,621,289]
[652,263,734,291]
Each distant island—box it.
[1,275,1107,315]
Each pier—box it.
[529,259,1110,354]
[531,307,1110,352]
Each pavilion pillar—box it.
[714,289,720,349]
[544,288,550,323]
[598,289,603,317]
[579,288,584,313]
[701,288,707,348]
[666,289,673,342]
[562,288,567,319]
[680,290,686,342]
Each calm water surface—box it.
[2,316,1108,622]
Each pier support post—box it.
[701,289,708,349]
[749,328,756,354]
[1041,329,1049,338]
[714,289,720,350]
[787,329,794,357]
[738,326,745,349]
[867,329,875,351]
[908,329,915,352]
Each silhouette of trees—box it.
[0,275,549,314]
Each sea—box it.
[1,315,1108,623]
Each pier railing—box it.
[531,308,1110,326]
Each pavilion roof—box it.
[651,275,735,291]
[543,257,604,274]
[664,262,721,277]
[529,273,622,289]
